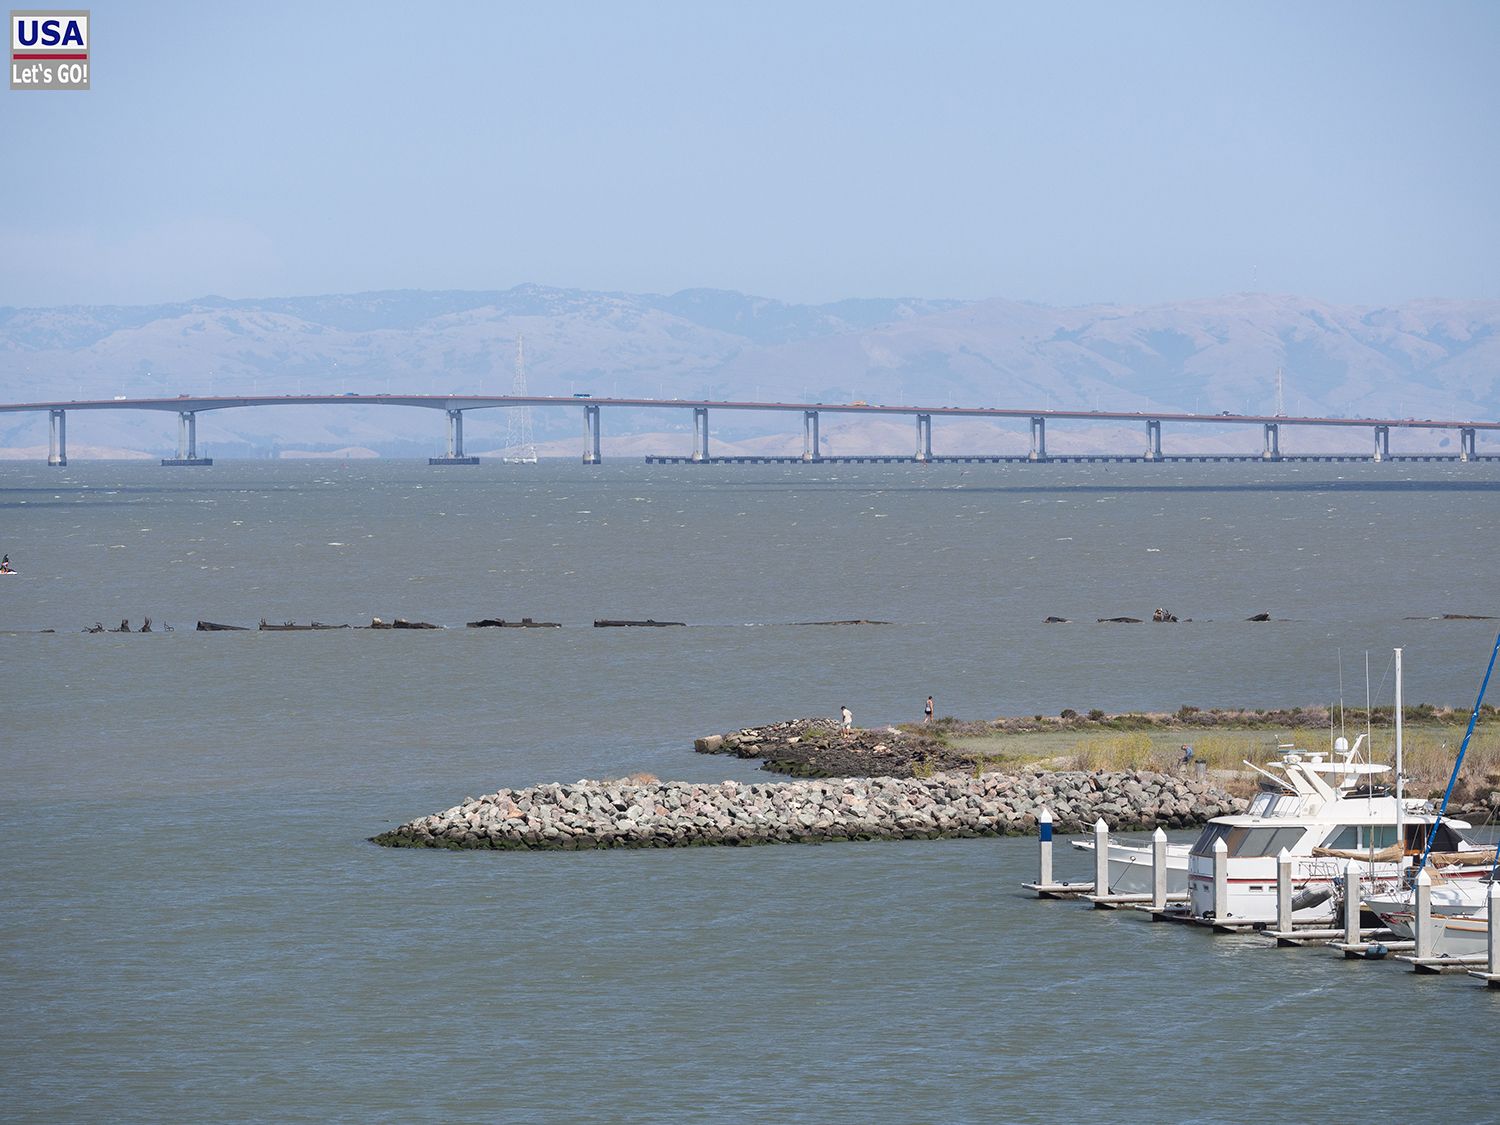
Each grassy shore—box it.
[901,706,1500,802]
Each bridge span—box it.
[1,393,1496,466]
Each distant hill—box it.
[1,286,1496,457]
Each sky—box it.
[3,1,1499,309]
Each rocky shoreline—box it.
[371,769,1245,850]
[695,719,955,778]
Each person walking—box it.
[840,705,853,732]
[924,695,934,723]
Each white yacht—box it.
[1184,778,1491,925]
[1073,734,1493,920]
[1075,734,1417,896]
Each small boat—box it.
[1366,878,1495,957]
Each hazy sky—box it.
[4,1,1498,308]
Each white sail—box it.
[503,335,538,463]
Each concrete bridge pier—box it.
[1145,419,1163,460]
[1460,427,1477,461]
[1028,415,1048,461]
[1261,422,1281,460]
[48,408,67,466]
[801,410,820,462]
[1373,425,1390,462]
[915,413,933,462]
[429,408,479,465]
[691,407,709,462]
[162,411,213,466]
[582,403,602,464]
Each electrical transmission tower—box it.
[1275,365,1285,416]
[503,335,538,463]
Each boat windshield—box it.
[1190,824,1306,858]
[1320,824,1399,851]
[1247,791,1301,817]
[1190,825,1230,857]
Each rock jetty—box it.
[695,718,963,778]
[371,770,1245,850]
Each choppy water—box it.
[4,460,1500,1123]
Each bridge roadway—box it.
[2,393,1496,466]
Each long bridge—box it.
[1,393,1496,466]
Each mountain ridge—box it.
[1,286,1496,457]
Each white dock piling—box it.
[1212,836,1228,921]
[1470,882,1500,986]
[1021,808,1093,897]
[1037,808,1053,887]
[1489,880,1499,976]
[1151,828,1168,911]
[1413,868,1433,962]
[1276,849,1293,932]
[1343,862,1361,947]
[1093,818,1109,897]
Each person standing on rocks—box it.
[840,705,853,733]
[924,695,934,723]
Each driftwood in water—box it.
[366,617,442,630]
[1097,617,1142,624]
[790,619,892,626]
[593,618,686,628]
[467,617,562,628]
[258,620,350,631]
[197,620,249,631]
[1043,616,1069,624]
[1246,612,1271,622]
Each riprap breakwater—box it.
[371,770,1245,850]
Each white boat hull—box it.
[1368,880,1495,957]
[1071,839,1189,895]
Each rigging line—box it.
[1370,652,1394,762]
[1415,629,1500,879]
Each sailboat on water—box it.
[503,335,539,464]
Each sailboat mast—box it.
[1393,646,1405,865]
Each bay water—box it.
[4,460,1499,1122]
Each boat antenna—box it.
[1415,629,1500,879]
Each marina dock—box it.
[1024,813,1500,989]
